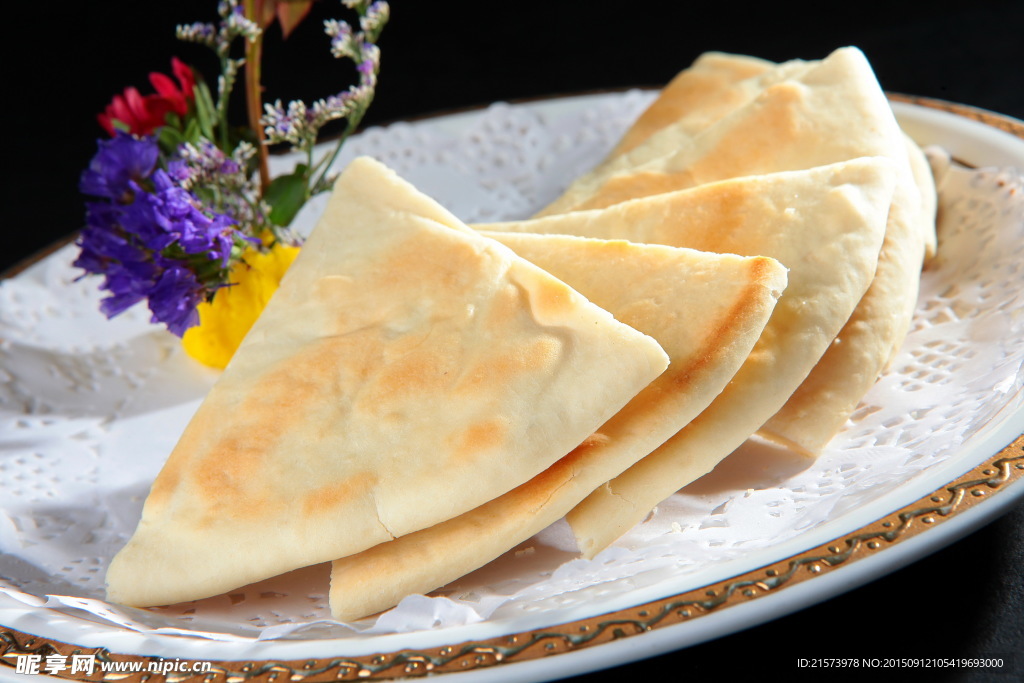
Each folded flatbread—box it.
[581,55,812,189]
[106,157,669,607]
[537,48,909,214]
[534,46,929,457]
[485,157,896,554]
[330,233,786,620]
[605,52,938,263]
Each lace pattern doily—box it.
[0,92,1022,645]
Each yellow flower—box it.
[182,243,300,369]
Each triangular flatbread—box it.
[536,46,930,457]
[582,55,812,189]
[105,157,669,607]
[538,48,909,214]
[595,51,937,260]
[485,157,896,554]
[329,234,786,620]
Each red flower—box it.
[98,58,196,137]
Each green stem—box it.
[311,103,369,193]
[305,143,317,196]
[217,56,234,150]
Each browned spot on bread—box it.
[458,335,563,392]
[567,432,613,457]
[163,334,380,522]
[515,264,585,326]
[310,275,361,337]
[302,471,378,517]
[487,268,578,329]
[651,180,761,253]
[450,417,510,465]
[530,275,574,319]
[676,256,782,384]
[693,81,806,177]
[367,342,456,404]
[485,282,526,332]
[145,408,213,507]
[379,226,492,294]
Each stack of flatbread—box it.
[106,46,935,622]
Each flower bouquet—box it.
[75,0,389,368]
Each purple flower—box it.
[76,134,255,336]
[219,158,241,176]
[76,219,142,268]
[79,133,159,201]
[97,266,153,318]
[144,169,244,265]
[147,261,205,336]
[165,159,193,184]
[203,214,243,266]
[117,186,177,252]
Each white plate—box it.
[1,92,1022,682]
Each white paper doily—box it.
[1,92,1022,650]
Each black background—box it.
[3,1,1023,681]
[5,0,1024,272]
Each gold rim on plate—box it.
[1,94,1023,682]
